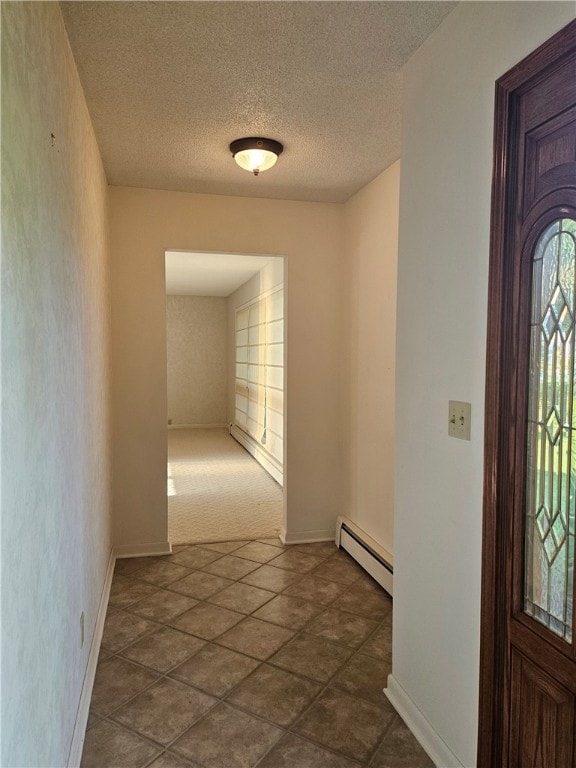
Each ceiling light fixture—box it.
[229,137,283,176]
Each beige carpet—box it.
[168,428,283,544]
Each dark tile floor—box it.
[82,539,433,768]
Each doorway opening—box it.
[164,250,286,545]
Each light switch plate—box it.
[449,401,471,440]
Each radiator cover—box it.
[335,516,393,596]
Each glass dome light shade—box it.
[234,148,278,174]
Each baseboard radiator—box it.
[335,516,393,596]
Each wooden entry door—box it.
[479,21,576,768]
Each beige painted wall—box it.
[1,3,111,766]
[109,187,344,547]
[393,4,575,766]
[343,161,399,555]
[166,295,227,426]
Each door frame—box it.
[478,20,576,767]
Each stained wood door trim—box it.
[478,20,576,768]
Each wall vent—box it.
[335,516,393,596]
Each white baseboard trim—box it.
[384,675,464,768]
[168,423,227,430]
[230,424,283,486]
[67,549,116,768]
[280,527,335,544]
[114,541,172,559]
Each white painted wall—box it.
[343,161,399,556]
[109,188,344,549]
[393,4,575,766]
[166,295,227,426]
[1,3,111,766]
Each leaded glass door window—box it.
[525,218,576,643]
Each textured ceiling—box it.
[165,251,278,296]
[61,1,456,203]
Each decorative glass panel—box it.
[524,218,576,643]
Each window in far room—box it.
[234,286,284,475]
